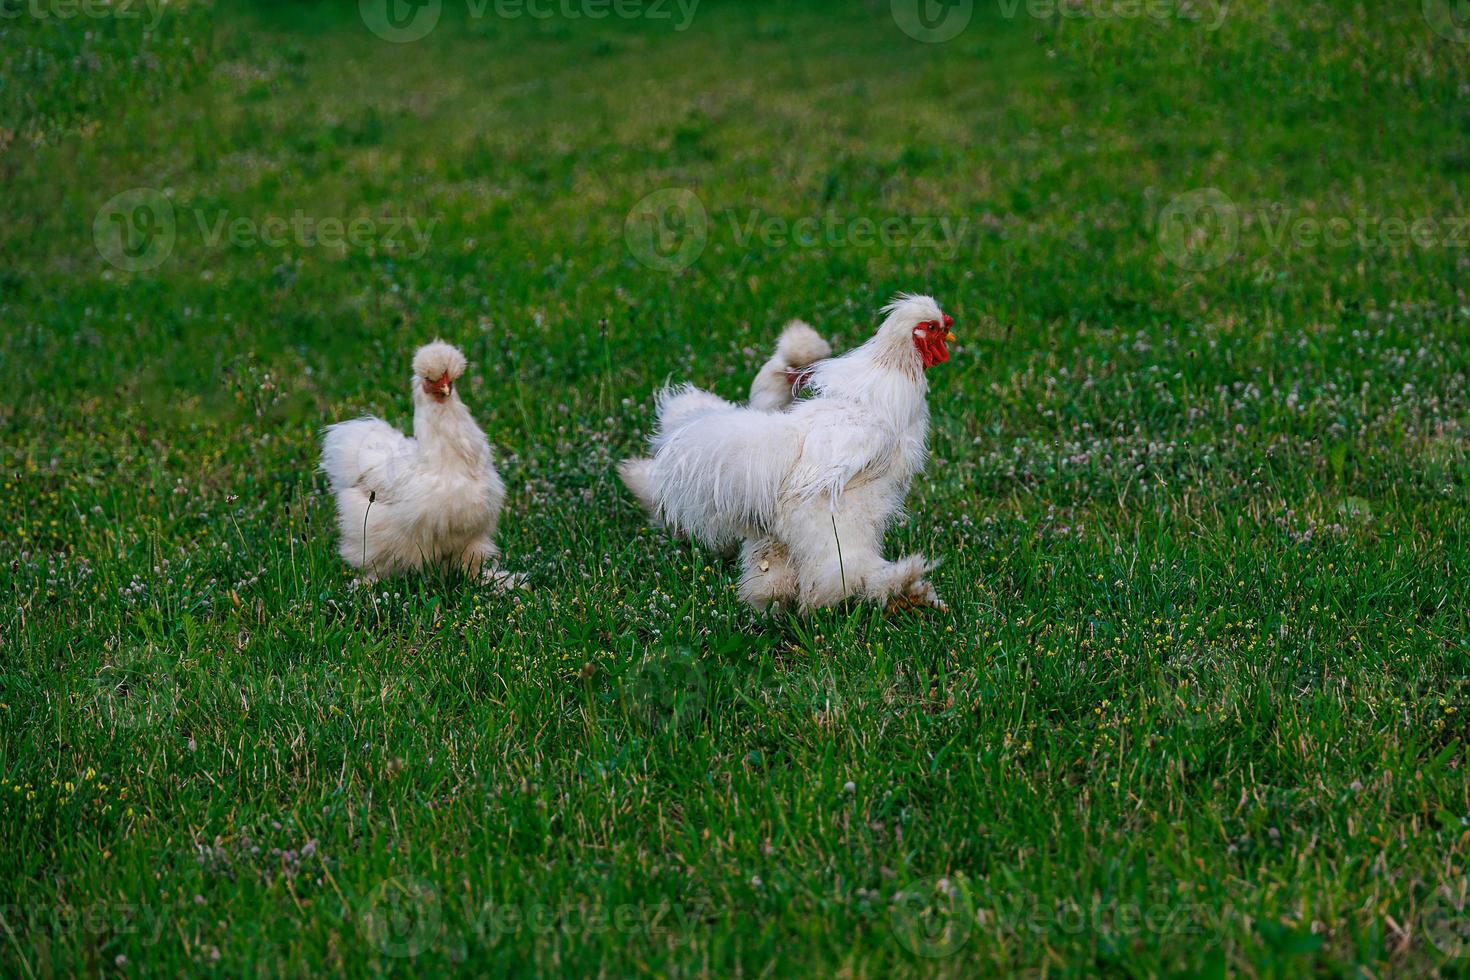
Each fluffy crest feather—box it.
[412,340,467,380]
[880,292,945,325]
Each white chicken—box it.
[619,294,955,613]
[320,341,520,588]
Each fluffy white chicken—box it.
[320,341,520,588]
[620,294,955,613]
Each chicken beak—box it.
[946,332,957,343]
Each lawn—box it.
[2,0,1468,975]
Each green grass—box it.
[2,0,1468,975]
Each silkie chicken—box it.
[320,341,521,588]
[619,294,954,613]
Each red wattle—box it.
[913,327,949,369]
